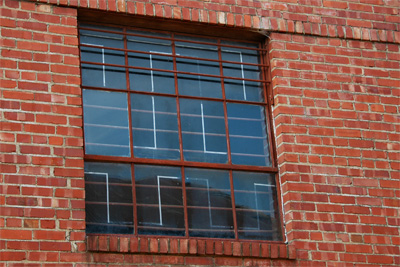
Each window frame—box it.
[79,21,284,243]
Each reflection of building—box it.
[2,0,399,266]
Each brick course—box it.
[0,0,399,266]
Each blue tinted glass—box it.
[127,36,175,94]
[178,74,222,98]
[131,94,180,160]
[227,103,271,166]
[81,64,126,89]
[83,89,130,157]
[175,38,221,98]
[221,46,263,102]
[180,99,228,163]
[84,162,133,234]
[233,171,281,241]
[135,165,184,236]
[80,27,126,89]
[185,168,234,238]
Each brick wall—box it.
[0,0,399,266]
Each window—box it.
[79,23,282,241]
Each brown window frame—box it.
[79,20,284,243]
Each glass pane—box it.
[180,99,227,163]
[233,171,281,241]
[224,79,264,102]
[135,165,185,236]
[127,31,172,54]
[175,38,221,98]
[131,94,180,160]
[221,45,263,102]
[80,26,124,49]
[185,168,234,238]
[83,89,130,157]
[178,74,221,98]
[80,27,126,90]
[227,103,271,166]
[82,64,126,90]
[128,53,174,94]
[175,38,218,60]
[84,162,133,234]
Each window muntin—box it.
[80,24,282,241]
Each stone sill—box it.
[87,235,296,260]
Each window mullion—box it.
[218,39,238,240]
[123,28,138,235]
[171,33,189,238]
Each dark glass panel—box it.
[84,162,133,234]
[185,168,234,238]
[135,165,184,236]
[233,171,281,241]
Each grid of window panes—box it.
[80,23,282,241]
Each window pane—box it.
[233,171,281,241]
[127,31,172,54]
[178,74,222,98]
[227,103,271,166]
[131,94,180,160]
[135,165,185,236]
[85,162,133,234]
[185,168,234,238]
[221,45,263,102]
[180,99,228,163]
[80,27,126,89]
[83,89,130,157]
[80,26,124,49]
[224,79,264,102]
[175,38,221,98]
[81,64,127,90]
[127,31,174,93]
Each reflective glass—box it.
[233,171,281,241]
[221,45,263,102]
[185,168,234,238]
[180,99,228,163]
[224,79,264,102]
[85,162,133,234]
[135,165,185,236]
[83,89,130,157]
[127,35,175,94]
[131,94,180,160]
[80,28,126,89]
[227,103,271,166]
[178,74,222,98]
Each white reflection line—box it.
[200,102,206,152]
[102,48,105,86]
[157,175,179,226]
[152,96,157,149]
[239,52,246,100]
[85,172,110,223]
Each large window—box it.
[79,23,282,241]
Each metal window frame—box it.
[79,22,284,243]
